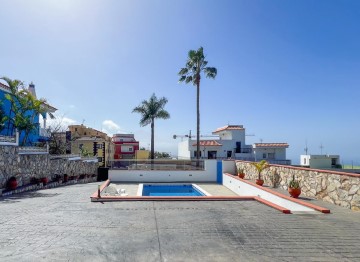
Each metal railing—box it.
[0,135,16,143]
[19,146,48,154]
[109,159,205,171]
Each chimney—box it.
[28,82,37,98]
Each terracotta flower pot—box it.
[40,177,48,185]
[238,173,245,179]
[288,187,301,198]
[8,178,18,190]
[255,179,264,186]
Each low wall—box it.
[236,160,360,211]
[0,145,98,188]
[223,174,314,212]
[109,160,217,182]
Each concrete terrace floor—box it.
[0,182,359,262]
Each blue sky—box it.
[1,0,359,164]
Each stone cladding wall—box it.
[236,161,360,211]
[0,145,98,188]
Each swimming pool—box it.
[138,184,209,196]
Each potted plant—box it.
[251,160,269,186]
[40,177,48,186]
[288,175,301,198]
[237,167,245,179]
[7,176,18,190]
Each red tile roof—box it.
[213,125,244,133]
[192,140,222,146]
[0,82,10,91]
[254,143,289,148]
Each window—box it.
[97,157,103,162]
[97,144,103,149]
[263,153,266,159]
[194,151,202,157]
[84,132,87,135]
[235,142,241,153]
[268,153,275,160]
[129,147,133,152]
[75,128,77,131]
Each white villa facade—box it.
[300,155,340,169]
[178,125,290,165]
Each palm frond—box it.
[204,67,217,79]
[178,68,189,75]
[178,75,186,83]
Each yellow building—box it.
[69,125,114,167]
[135,150,150,160]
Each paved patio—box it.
[1,182,360,261]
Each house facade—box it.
[300,154,340,169]
[68,125,114,167]
[0,81,57,145]
[112,134,139,160]
[178,124,290,164]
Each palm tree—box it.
[178,47,217,163]
[0,76,23,135]
[251,160,270,181]
[19,91,55,145]
[132,93,170,160]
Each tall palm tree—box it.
[19,91,55,145]
[178,47,217,163]
[0,76,23,135]
[132,93,170,160]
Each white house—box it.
[177,125,290,164]
[300,155,340,169]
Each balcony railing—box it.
[109,159,205,171]
[0,134,16,143]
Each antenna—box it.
[304,140,308,155]
[320,143,324,155]
[82,119,85,125]
[260,138,263,143]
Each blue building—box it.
[0,81,57,145]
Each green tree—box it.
[1,76,55,145]
[178,47,217,163]
[0,101,7,131]
[18,91,54,145]
[0,76,23,135]
[132,93,170,160]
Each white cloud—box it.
[101,120,123,136]
[40,113,77,131]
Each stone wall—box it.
[0,145,98,188]
[0,146,20,188]
[236,160,360,211]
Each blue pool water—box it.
[142,184,206,196]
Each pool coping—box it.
[91,178,330,214]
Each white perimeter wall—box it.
[222,174,315,212]
[109,160,217,182]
